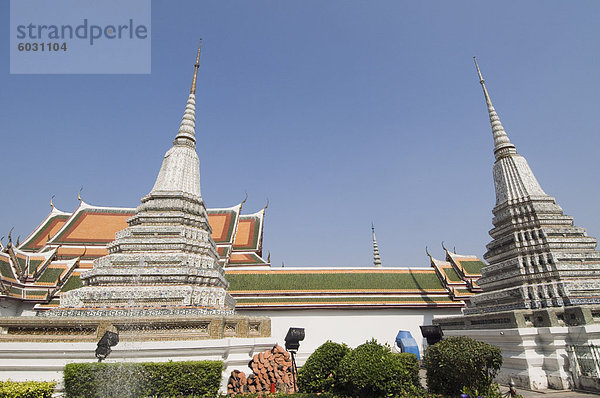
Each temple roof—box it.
[233,209,265,252]
[207,204,241,245]
[17,200,267,266]
[226,268,460,309]
[46,201,133,246]
[428,248,484,299]
[19,206,71,251]
[5,201,485,311]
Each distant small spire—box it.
[473,57,517,160]
[372,223,382,267]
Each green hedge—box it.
[0,380,56,398]
[424,336,502,397]
[298,341,350,393]
[64,360,222,398]
[336,340,424,397]
[298,339,424,398]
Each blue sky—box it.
[1,1,599,267]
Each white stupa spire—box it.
[174,40,201,145]
[473,57,517,161]
[150,41,203,197]
[473,57,546,204]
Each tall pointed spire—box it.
[473,57,517,160]
[174,39,202,146]
[371,223,382,268]
[151,42,203,197]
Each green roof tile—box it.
[227,271,445,292]
[9,286,22,297]
[443,267,462,282]
[61,274,82,292]
[0,258,15,279]
[460,260,486,275]
[29,259,43,275]
[236,296,455,304]
[37,267,64,284]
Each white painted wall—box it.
[442,324,600,391]
[0,299,36,316]
[239,307,461,364]
[0,338,277,393]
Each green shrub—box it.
[424,336,502,397]
[0,380,56,398]
[64,360,222,398]
[298,340,350,393]
[336,339,424,397]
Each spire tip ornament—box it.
[191,39,202,95]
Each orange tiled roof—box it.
[19,201,268,268]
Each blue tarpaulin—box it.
[395,330,420,359]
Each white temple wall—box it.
[0,338,277,393]
[0,299,36,317]
[238,307,461,364]
[441,324,600,391]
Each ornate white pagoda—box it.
[466,58,600,314]
[53,41,235,317]
[435,59,600,391]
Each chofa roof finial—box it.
[50,195,55,209]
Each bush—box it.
[0,380,56,398]
[336,339,424,397]
[424,336,502,397]
[298,341,350,393]
[64,360,223,398]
